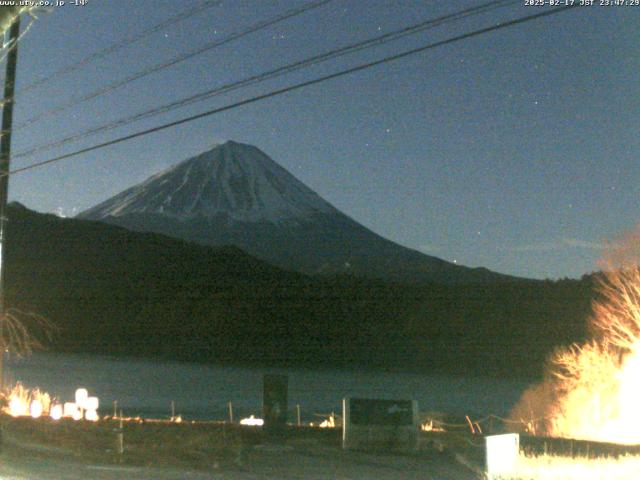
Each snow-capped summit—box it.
[80,141,336,223]
[78,141,513,284]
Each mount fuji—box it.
[78,141,512,284]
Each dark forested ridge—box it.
[5,203,593,378]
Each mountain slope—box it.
[78,141,515,284]
[80,140,337,223]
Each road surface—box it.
[0,445,479,479]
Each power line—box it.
[11,0,334,130]
[6,5,579,179]
[14,0,224,96]
[13,0,520,160]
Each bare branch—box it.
[0,308,57,357]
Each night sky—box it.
[4,0,639,280]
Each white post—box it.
[117,411,124,457]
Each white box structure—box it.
[63,402,78,418]
[85,396,99,411]
[342,397,419,452]
[485,433,520,480]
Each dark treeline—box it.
[4,203,593,379]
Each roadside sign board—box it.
[343,397,418,451]
[350,398,414,426]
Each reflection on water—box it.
[6,353,529,421]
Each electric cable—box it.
[5,4,579,179]
[12,0,520,160]
[11,0,334,130]
[14,0,224,96]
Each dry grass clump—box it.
[510,249,640,442]
[1,382,52,417]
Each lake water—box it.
[5,353,531,422]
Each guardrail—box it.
[520,434,640,458]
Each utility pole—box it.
[0,15,21,389]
